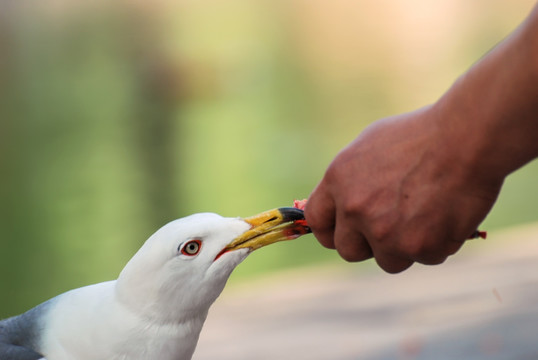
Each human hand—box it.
[305,106,502,273]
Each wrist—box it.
[424,100,506,193]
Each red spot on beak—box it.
[214,248,229,261]
[293,199,309,229]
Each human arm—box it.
[304,3,538,273]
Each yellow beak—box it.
[215,208,311,260]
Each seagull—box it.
[0,207,310,360]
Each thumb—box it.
[305,181,337,249]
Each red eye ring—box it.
[181,239,202,256]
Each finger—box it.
[418,240,464,265]
[411,229,465,265]
[417,235,465,264]
[333,213,373,262]
[305,181,337,249]
[373,252,414,274]
[446,240,465,256]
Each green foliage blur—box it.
[1,0,537,317]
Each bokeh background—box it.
[1,0,537,320]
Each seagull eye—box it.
[181,239,202,256]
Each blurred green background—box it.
[1,0,537,318]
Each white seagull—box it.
[0,207,310,360]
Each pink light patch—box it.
[293,199,307,210]
[293,199,309,228]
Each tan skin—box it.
[305,3,538,274]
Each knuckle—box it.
[317,235,336,249]
[382,264,410,274]
[341,198,367,219]
[334,233,373,262]
[399,234,432,260]
[402,237,427,259]
[401,235,448,265]
[423,256,448,266]
[368,220,393,243]
[375,256,413,274]
[337,246,371,262]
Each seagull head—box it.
[116,207,310,323]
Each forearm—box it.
[433,3,538,182]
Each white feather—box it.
[38,213,251,360]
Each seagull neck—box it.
[114,279,210,326]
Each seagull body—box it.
[0,208,309,360]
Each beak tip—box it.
[278,207,306,222]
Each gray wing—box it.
[0,342,43,360]
[0,300,54,360]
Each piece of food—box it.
[293,199,307,211]
[469,230,487,239]
[293,199,309,227]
